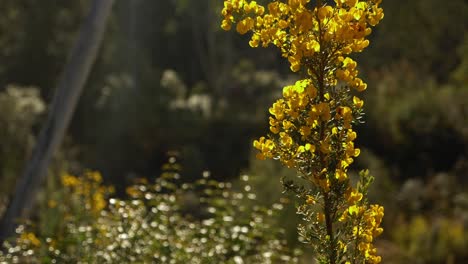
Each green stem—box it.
[316,6,336,263]
[317,54,336,264]
[324,192,336,264]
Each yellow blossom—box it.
[306,195,316,205]
[20,232,41,247]
[335,169,347,181]
[48,199,57,208]
[61,174,80,187]
[353,96,364,108]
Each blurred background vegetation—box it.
[0,0,467,263]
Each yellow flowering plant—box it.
[0,159,300,263]
[221,0,384,263]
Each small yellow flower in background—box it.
[48,199,57,208]
[86,171,102,183]
[61,173,79,187]
[126,186,142,198]
[20,232,41,247]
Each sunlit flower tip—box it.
[236,17,254,34]
[255,5,265,15]
[223,1,232,9]
[347,129,357,140]
[282,85,292,97]
[356,81,367,92]
[221,20,231,31]
[290,63,300,72]
[295,145,304,155]
[243,1,252,12]
[249,34,260,47]
[373,227,383,236]
[332,127,338,135]
[348,205,359,215]
[347,189,363,204]
[354,148,361,157]
[357,39,370,50]
[342,57,355,67]
[306,41,320,53]
[353,96,364,108]
[253,138,263,149]
[270,125,280,134]
[304,143,314,152]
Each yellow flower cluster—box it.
[19,232,41,247]
[356,204,384,263]
[253,78,361,189]
[340,186,384,263]
[221,0,383,73]
[61,171,111,213]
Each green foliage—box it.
[364,63,468,177]
[0,0,89,90]
[392,203,468,262]
[244,151,303,247]
[364,0,468,81]
[452,35,468,85]
[0,158,300,263]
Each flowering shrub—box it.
[0,85,45,216]
[221,0,384,263]
[0,158,299,263]
[392,215,468,263]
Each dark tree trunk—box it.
[0,0,115,242]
